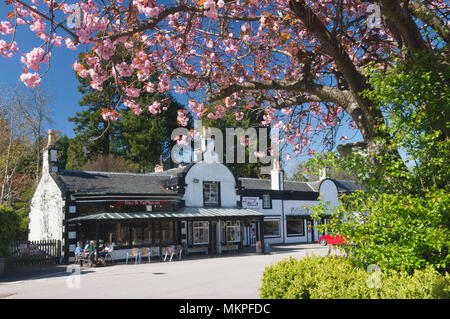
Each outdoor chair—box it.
[126,248,140,264]
[150,247,159,262]
[139,247,151,264]
[163,246,174,262]
[174,245,183,261]
[104,245,114,264]
[74,252,85,266]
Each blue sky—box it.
[0,4,363,177]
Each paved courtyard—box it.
[0,244,331,299]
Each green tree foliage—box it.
[0,205,21,257]
[311,190,449,274]
[13,186,35,240]
[307,50,449,275]
[201,104,267,178]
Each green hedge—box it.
[260,255,449,299]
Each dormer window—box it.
[262,194,272,209]
[203,181,220,206]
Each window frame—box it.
[222,220,241,243]
[190,221,210,245]
[262,194,272,209]
[263,218,281,238]
[203,181,221,207]
[286,216,305,237]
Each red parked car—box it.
[318,234,347,246]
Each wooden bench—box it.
[187,245,209,255]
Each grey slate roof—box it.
[51,170,177,195]
[65,207,263,223]
[306,179,362,193]
[240,177,361,194]
[239,178,315,192]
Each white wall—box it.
[28,171,65,241]
[251,179,340,245]
[318,179,339,208]
[183,161,238,207]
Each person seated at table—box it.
[98,242,113,258]
[75,241,85,259]
[85,240,95,252]
[84,240,97,265]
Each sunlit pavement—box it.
[0,244,332,299]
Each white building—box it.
[239,167,358,245]
[29,130,358,263]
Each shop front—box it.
[65,207,265,261]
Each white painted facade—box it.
[28,148,65,242]
[183,161,238,207]
[241,178,340,246]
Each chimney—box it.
[42,129,58,175]
[271,159,284,191]
[319,167,327,181]
[193,125,208,163]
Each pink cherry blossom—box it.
[125,88,140,98]
[148,101,161,114]
[115,62,134,77]
[235,111,244,121]
[29,19,46,33]
[0,21,14,35]
[177,109,189,127]
[51,34,63,47]
[65,38,77,50]
[0,40,18,58]
[20,72,41,88]
[21,47,50,71]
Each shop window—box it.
[161,221,175,243]
[264,219,280,238]
[189,221,209,245]
[98,222,130,248]
[286,216,305,237]
[154,221,161,244]
[222,220,240,243]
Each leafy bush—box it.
[0,204,21,258]
[260,255,449,299]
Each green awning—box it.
[65,207,263,223]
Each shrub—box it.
[0,204,21,258]
[260,255,449,299]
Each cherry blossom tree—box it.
[0,0,448,162]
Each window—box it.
[161,221,174,243]
[153,221,160,244]
[131,222,159,246]
[98,223,130,248]
[189,221,209,245]
[262,194,271,209]
[222,220,240,243]
[264,219,280,238]
[286,216,305,237]
[203,181,220,206]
